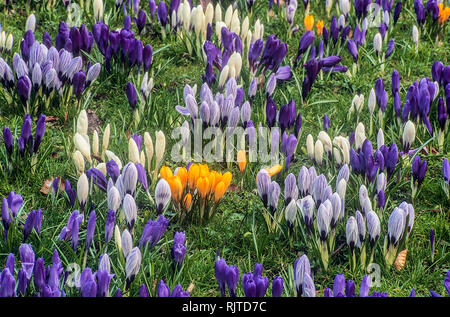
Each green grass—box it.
[0,0,449,297]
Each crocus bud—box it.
[412,25,419,47]
[256,170,271,207]
[121,229,133,258]
[125,247,142,288]
[77,173,89,212]
[388,207,405,247]
[373,33,382,55]
[367,210,380,248]
[155,131,166,170]
[155,178,171,214]
[356,210,366,245]
[402,120,415,152]
[105,209,116,243]
[123,194,137,231]
[94,0,104,21]
[317,202,331,241]
[346,216,358,252]
[85,210,96,249]
[314,139,324,165]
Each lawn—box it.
[0,0,449,297]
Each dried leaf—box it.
[394,249,407,271]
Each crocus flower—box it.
[105,209,116,243]
[126,82,138,111]
[272,276,283,297]
[226,265,239,297]
[215,255,228,297]
[157,1,168,26]
[323,114,330,131]
[294,254,311,296]
[171,231,186,268]
[140,215,169,249]
[411,155,427,188]
[385,40,395,58]
[125,247,142,289]
[86,210,96,250]
[23,210,36,241]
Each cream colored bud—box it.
[412,25,419,45]
[318,131,332,154]
[5,34,13,51]
[230,10,240,35]
[114,225,122,255]
[93,0,104,21]
[241,16,249,40]
[102,124,110,155]
[227,52,242,78]
[218,64,229,88]
[334,147,342,165]
[128,138,140,164]
[215,3,222,23]
[77,110,88,135]
[182,2,191,32]
[73,150,85,175]
[254,20,261,41]
[368,88,376,115]
[228,65,236,79]
[0,32,5,48]
[140,151,146,168]
[355,122,366,151]
[314,140,324,165]
[306,134,314,160]
[74,132,91,163]
[246,30,252,48]
[92,130,99,157]
[77,173,89,208]
[224,5,233,28]
[144,132,154,172]
[205,3,214,26]
[155,131,166,169]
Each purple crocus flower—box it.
[157,1,168,26]
[86,210,96,250]
[438,97,447,131]
[3,127,13,156]
[19,243,35,280]
[432,61,444,83]
[385,40,395,58]
[33,114,46,154]
[126,82,138,111]
[140,215,169,249]
[171,232,186,268]
[414,0,426,25]
[272,276,283,297]
[72,71,86,100]
[294,31,315,67]
[265,96,277,128]
[23,210,36,241]
[17,75,32,105]
[347,39,358,62]
[393,1,402,25]
[323,114,330,131]
[139,284,149,297]
[215,255,228,297]
[333,274,346,297]
[135,9,147,34]
[412,155,427,187]
[96,270,114,297]
[135,163,149,192]
[0,268,16,297]
[375,78,388,113]
[443,158,450,184]
[104,209,116,243]
[226,265,239,297]
[86,168,107,192]
[386,143,398,178]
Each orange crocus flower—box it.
[167,175,183,202]
[160,166,173,180]
[214,181,226,203]
[316,20,324,36]
[188,164,200,190]
[176,167,188,191]
[237,150,247,172]
[183,193,193,210]
[222,172,233,189]
[196,177,211,199]
[304,15,314,31]
[266,164,282,177]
